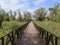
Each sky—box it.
[0,0,60,13]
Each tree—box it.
[0,9,10,21]
[0,14,3,27]
[9,10,16,20]
[12,11,16,20]
[49,4,60,22]
[0,6,3,27]
[17,9,22,21]
[34,7,47,21]
[53,7,60,22]
[9,10,13,20]
[4,13,10,21]
[24,11,31,21]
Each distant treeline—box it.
[0,4,60,27]
[0,8,32,22]
[0,7,32,27]
[34,4,60,22]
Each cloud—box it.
[0,0,60,13]
[0,0,19,11]
[33,0,45,6]
[9,0,19,4]
[0,0,31,12]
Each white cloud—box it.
[9,0,19,4]
[0,0,49,13]
[0,0,60,13]
[33,0,45,6]
[0,0,25,11]
[0,0,19,11]
[0,0,31,12]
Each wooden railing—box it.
[0,22,29,45]
[33,22,60,45]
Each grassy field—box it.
[35,21,60,45]
[0,21,26,37]
[35,21,60,36]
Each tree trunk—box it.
[0,18,2,27]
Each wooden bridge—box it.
[0,21,60,45]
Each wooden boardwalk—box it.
[15,22,45,45]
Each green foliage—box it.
[49,4,60,22]
[9,10,16,21]
[0,19,2,27]
[0,21,25,37]
[11,11,16,20]
[34,7,47,21]
[9,22,20,29]
[45,17,50,21]
[36,21,60,45]
[53,14,60,22]
[36,21,60,36]
[4,13,10,21]
[17,15,22,21]
[11,15,16,20]
[17,9,23,21]
[24,11,31,21]
[0,6,10,21]
[53,8,60,22]
[0,14,3,27]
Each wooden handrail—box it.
[33,22,60,45]
[0,22,30,45]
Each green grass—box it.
[35,21,60,45]
[0,21,26,45]
[0,21,26,37]
[35,21,60,36]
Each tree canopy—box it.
[34,7,47,21]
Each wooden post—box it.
[15,29,19,38]
[55,37,58,45]
[2,37,4,45]
[42,30,44,38]
[45,31,49,45]
[12,31,15,45]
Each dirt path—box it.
[15,22,45,45]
